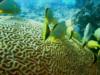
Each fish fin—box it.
[69,30,73,39]
[45,8,53,21]
[99,45,100,49]
[82,23,91,46]
[52,23,58,31]
[45,8,49,17]
[42,21,50,41]
[81,41,87,48]
[45,25,50,40]
[92,54,97,64]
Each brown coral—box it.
[0,16,97,75]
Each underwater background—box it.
[0,0,100,75]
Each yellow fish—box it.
[87,40,100,49]
[94,28,100,41]
[87,40,100,64]
[0,0,21,14]
[42,8,58,41]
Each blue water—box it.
[0,0,93,21]
[12,0,85,22]
[0,0,100,26]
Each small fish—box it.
[48,21,67,43]
[66,25,81,42]
[66,26,74,39]
[42,8,58,41]
[45,8,54,23]
[87,40,100,49]
[45,8,58,25]
[82,23,92,47]
[0,0,21,14]
[94,28,100,41]
[87,40,100,64]
[66,19,74,39]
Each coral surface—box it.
[0,16,99,75]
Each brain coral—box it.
[0,16,98,75]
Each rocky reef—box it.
[0,16,99,75]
